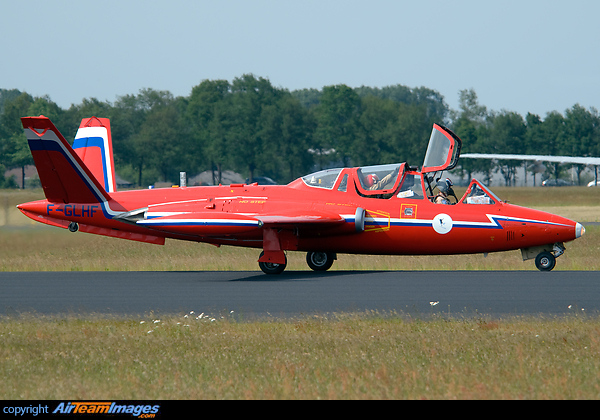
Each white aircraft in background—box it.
[460,153,600,186]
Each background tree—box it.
[1,93,35,188]
[312,84,362,167]
[355,85,449,123]
[2,79,599,189]
[385,102,438,168]
[486,111,526,186]
[354,96,398,166]
[227,74,283,182]
[524,113,547,185]
[539,111,567,182]
[141,101,187,184]
[564,104,600,184]
[186,79,231,184]
[118,89,180,186]
[259,94,314,182]
[452,89,493,184]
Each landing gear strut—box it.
[525,243,565,271]
[521,242,565,271]
[257,251,338,274]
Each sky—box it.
[2,0,599,118]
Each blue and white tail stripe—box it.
[73,126,116,193]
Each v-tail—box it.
[17,116,164,245]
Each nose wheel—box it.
[535,251,556,271]
[525,243,564,272]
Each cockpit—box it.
[459,179,501,205]
[299,124,471,202]
[299,165,502,206]
[301,168,344,190]
[356,163,403,194]
[301,164,404,193]
[301,163,427,200]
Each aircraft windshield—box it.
[460,179,501,205]
[302,168,343,189]
[357,163,403,192]
[397,173,424,199]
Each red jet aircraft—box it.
[17,116,585,274]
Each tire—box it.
[306,251,336,271]
[535,251,556,271]
[258,251,287,275]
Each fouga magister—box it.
[17,116,585,274]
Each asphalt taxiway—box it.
[1,270,599,318]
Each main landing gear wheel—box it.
[258,251,287,275]
[306,251,336,272]
[535,251,556,272]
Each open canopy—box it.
[421,124,462,173]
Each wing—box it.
[461,153,600,166]
[132,207,365,236]
[136,212,263,235]
[258,211,345,228]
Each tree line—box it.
[1,75,599,189]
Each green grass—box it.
[2,313,600,399]
[491,186,600,207]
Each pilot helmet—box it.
[365,174,379,187]
[436,178,452,194]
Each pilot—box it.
[365,174,380,189]
[366,167,400,191]
[433,178,454,204]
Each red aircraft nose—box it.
[504,204,584,246]
[547,213,584,242]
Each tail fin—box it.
[21,115,112,204]
[73,116,117,193]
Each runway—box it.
[1,270,599,318]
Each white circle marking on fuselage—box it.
[432,213,453,234]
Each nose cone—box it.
[16,200,49,218]
[17,201,45,214]
[576,222,585,238]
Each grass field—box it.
[2,187,600,399]
[2,313,600,399]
